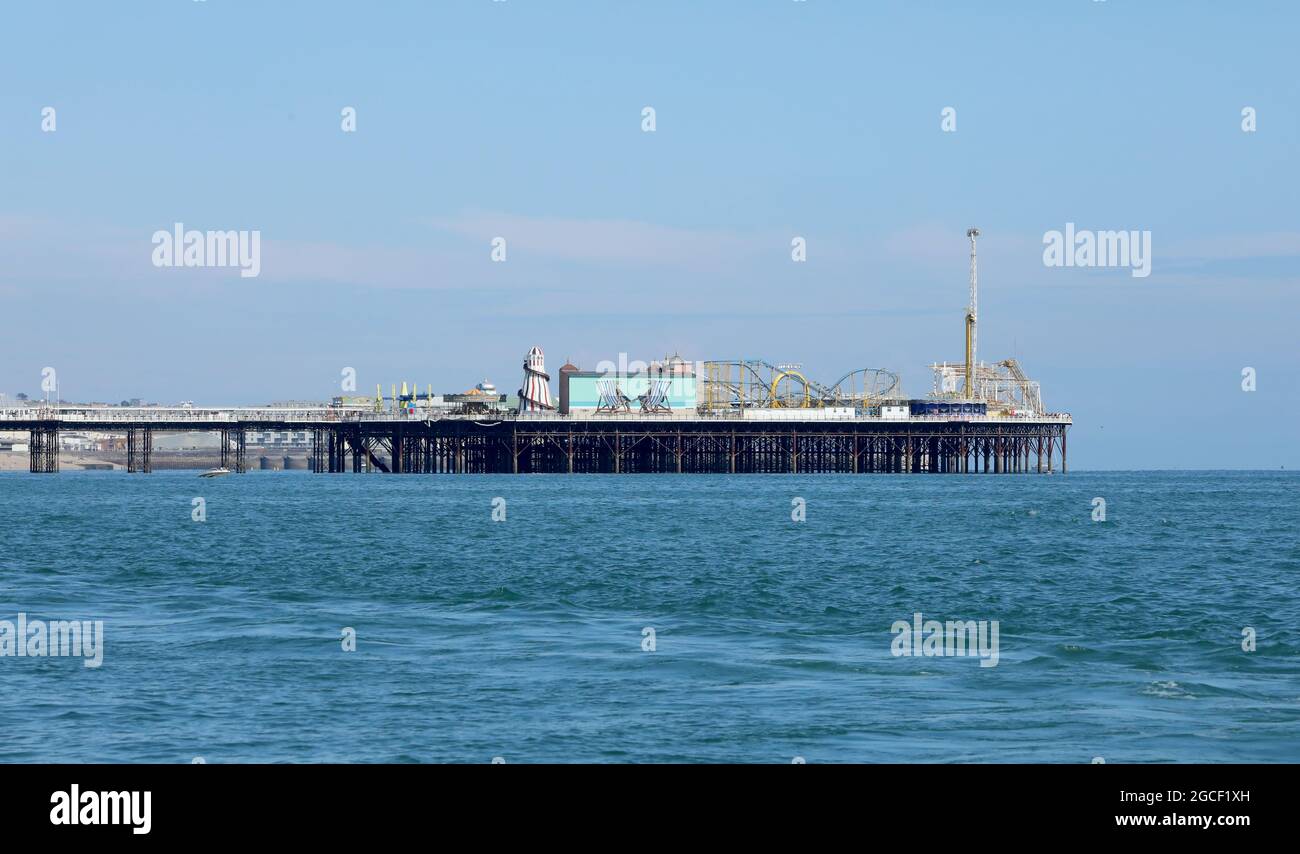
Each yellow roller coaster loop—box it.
[770,370,813,408]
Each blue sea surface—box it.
[1,470,1297,763]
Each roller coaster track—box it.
[827,367,902,403]
[997,359,1043,414]
[702,360,901,409]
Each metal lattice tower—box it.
[965,227,980,398]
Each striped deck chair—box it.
[595,378,631,413]
[638,378,672,413]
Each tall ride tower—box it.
[518,346,554,412]
[965,227,980,399]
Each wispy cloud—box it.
[1162,231,1300,261]
[5,212,1297,298]
[426,211,769,270]
[263,240,469,290]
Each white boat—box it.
[199,467,232,478]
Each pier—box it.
[0,228,1076,477]
[1,407,1069,475]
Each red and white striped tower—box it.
[518,346,554,411]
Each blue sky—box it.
[1,0,1296,468]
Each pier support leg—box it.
[312,428,326,473]
[219,428,245,472]
[28,426,59,473]
[126,428,151,473]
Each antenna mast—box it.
[965,227,980,399]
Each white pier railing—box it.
[0,405,1072,427]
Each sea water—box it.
[1,470,1296,763]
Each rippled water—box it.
[1,470,1297,763]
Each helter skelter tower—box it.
[518,345,554,411]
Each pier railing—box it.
[0,405,1072,427]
